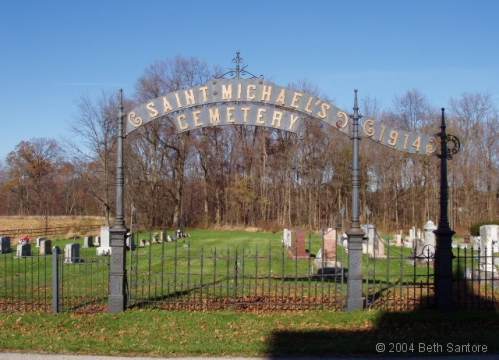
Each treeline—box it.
[0,56,497,234]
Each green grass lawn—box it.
[0,309,497,356]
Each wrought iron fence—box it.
[365,237,498,311]
[0,252,52,312]
[365,237,435,311]
[0,230,497,313]
[0,246,109,313]
[127,232,348,310]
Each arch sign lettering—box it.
[127,78,436,155]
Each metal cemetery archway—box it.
[108,75,441,313]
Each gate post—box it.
[109,89,128,313]
[346,90,364,311]
[434,108,459,310]
[51,246,61,313]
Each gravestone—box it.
[416,228,422,242]
[159,231,166,243]
[152,233,162,244]
[16,243,31,257]
[404,235,414,249]
[64,243,81,264]
[35,237,47,248]
[314,248,342,273]
[288,229,308,259]
[93,236,101,247]
[39,239,52,256]
[463,235,470,244]
[323,228,337,260]
[166,235,172,242]
[315,228,341,273]
[96,226,111,256]
[479,225,499,274]
[394,233,403,247]
[282,228,292,248]
[471,236,481,251]
[341,233,348,250]
[0,236,11,253]
[409,227,416,243]
[421,220,437,258]
[126,233,136,250]
[83,236,94,248]
[362,224,385,258]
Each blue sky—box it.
[1,0,498,159]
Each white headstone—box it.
[361,224,385,257]
[282,228,292,248]
[471,236,480,251]
[96,226,111,256]
[394,233,402,246]
[422,220,437,257]
[479,225,499,273]
[409,227,416,241]
[341,233,348,250]
[404,235,413,249]
[35,237,47,248]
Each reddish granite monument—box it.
[288,229,309,259]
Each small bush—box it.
[470,220,499,236]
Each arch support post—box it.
[346,90,364,311]
[109,89,128,313]
[434,108,458,311]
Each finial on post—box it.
[233,51,242,79]
[217,51,262,79]
[351,89,362,122]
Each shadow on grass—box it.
[267,267,499,356]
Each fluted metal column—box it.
[346,90,364,311]
[109,89,128,313]
[434,108,455,310]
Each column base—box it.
[108,225,128,313]
[346,227,364,311]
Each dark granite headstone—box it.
[0,236,11,254]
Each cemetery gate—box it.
[109,55,455,314]
[2,57,497,314]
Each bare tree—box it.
[70,93,118,225]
